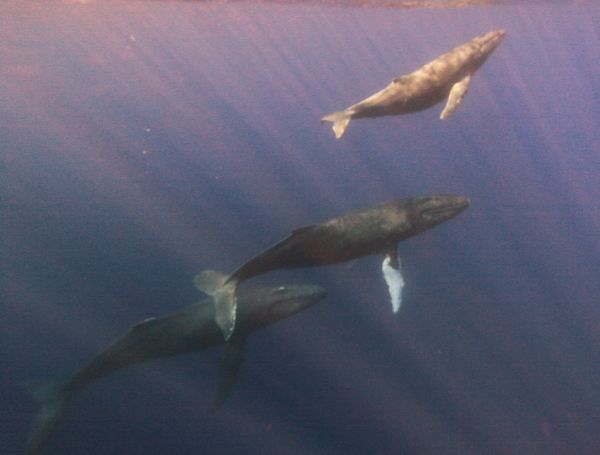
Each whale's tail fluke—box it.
[194,270,237,341]
[25,380,71,455]
[321,111,351,139]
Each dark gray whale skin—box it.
[202,195,469,340]
[322,29,506,138]
[25,284,326,455]
[228,195,469,283]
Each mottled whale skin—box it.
[25,283,325,455]
[198,195,469,340]
[322,29,506,138]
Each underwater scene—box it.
[3,0,600,453]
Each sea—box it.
[3,1,600,454]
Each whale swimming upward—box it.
[198,195,469,340]
[321,29,506,139]
[25,282,325,455]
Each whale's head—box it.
[477,29,506,56]
[405,195,470,236]
[236,284,326,331]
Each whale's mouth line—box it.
[422,199,470,221]
[482,29,506,48]
[423,206,456,220]
[267,287,327,319]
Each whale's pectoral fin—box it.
[194,270,237,340]
[381,246,405,313]
[321,111,351,139]
[440,73,472,120]
[25,380,71,455]
[212,333,247,413]
[290,224,316,236]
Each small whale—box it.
[198,195,469,340]
[322,29,506,138]
[24,281,325,455]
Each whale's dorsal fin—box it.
[392,75,409,85]
[291,224,315,236]
[212,333,248,413]
[440,73,472,120]
[381,246,405,314]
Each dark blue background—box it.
[3,1,600,454]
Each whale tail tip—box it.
[194,270,237,340]
[321,111,351,139]
[24,380,71,455]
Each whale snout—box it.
[418,195,470,226]
[480,29,507,54]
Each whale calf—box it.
[322,29,506,138]
[198,195,469,340]
[25,281,325,455]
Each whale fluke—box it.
[321,111,352,139]
[194,270,237,340]
[194,269,228,295]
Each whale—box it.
[322,29,506,138]
[197,195,469,340]
[25,281,325,455]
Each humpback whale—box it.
[25,281,325,455]
[198,195,469,340]
[322,29,506,138]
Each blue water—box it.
[3,1,600,454]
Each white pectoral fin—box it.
[440,73,472,120]
[382,249,405,313]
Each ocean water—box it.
[3,1,600,454]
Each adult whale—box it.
[198,195,469,340]
[25,281,326,455]
[322,29,506,138]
